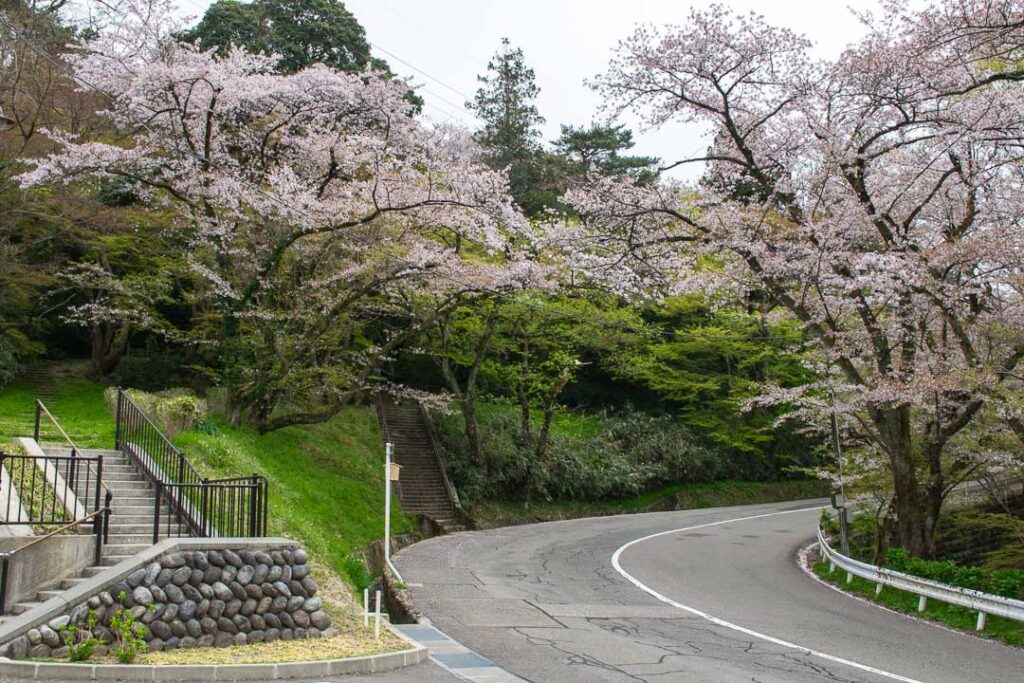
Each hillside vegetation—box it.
[0,375,413,589]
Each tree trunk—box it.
[462,393,485,467]
[88,319,131,379]
[875,405,935,557]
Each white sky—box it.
[174,0,883,180]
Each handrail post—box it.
[262,478,268,537]
[248,474,258,537]
[0,553,9,614]
[94,455,104,518]
[33,401,41,443]
[153,481,163,544]
[200,479,209,537]
[103,491,112,544]
[114,388,123,450]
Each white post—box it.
[384,442,405,583]
[374,589,382,640]
[976,611,987,631]
[385,441,392,568]
[846,572,853,584]
[363,588,369,627]
[875,583,883,596]
[917,595,927,612]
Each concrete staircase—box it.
[1,448,184,620]
[378,399,465,533]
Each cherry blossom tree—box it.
[21,0,526,429]
[565,0,1024,556]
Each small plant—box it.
[57,610,102,662]
[109,592,150,663]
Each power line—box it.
[2,18,805,345]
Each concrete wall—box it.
[0,534,96,608]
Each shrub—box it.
[57,610,102,662]
[110,592,151,663]
[435,405,731,503]
[884,548,1024,600]
[104,387,208,438]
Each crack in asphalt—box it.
[396,504,1024,682]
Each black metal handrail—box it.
[0,452,107,527]
[152,476,267,542]
[34,400,113,503]
[0,508,108,613]
[114,388,268,540]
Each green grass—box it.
[476,400,606,438]
[173,411,415,588]
[0,372,414,591]
[0,378,114,449]
[471,479,828,528]
[813,560,1024,647]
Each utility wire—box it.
[2,17,806,345]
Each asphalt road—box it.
[394,500,1024,683]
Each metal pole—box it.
[114,388,123,449]
[374,589,382,640]
[363,588,369,627]
[829,388,850,555]
[838,506,850,556]
[248,475,258,537]
[383,442,405,583]
[384,442,392,567]
[33,401,41,443]
[152,481,163,544]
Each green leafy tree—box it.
[554,123,659,183]
[182,0,384,74]
[468,38,560,217]
[608,295,815,473]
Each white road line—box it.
[610,506,925,683]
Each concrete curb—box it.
[0,643,427,681]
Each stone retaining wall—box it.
[1,546,332,660]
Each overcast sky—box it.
[175,0,884,180]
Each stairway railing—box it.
[114,389,268,540]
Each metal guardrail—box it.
[817,525,1024,631]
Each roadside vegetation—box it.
[811,559,1024,648]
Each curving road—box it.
[394,500,1024,682]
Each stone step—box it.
[36,589,63,602]
[10,601,45,616]
[59,577,89,590]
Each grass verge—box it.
[811,559,1024,647]
[471,479,828,528]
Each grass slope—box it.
[0,376,413,589]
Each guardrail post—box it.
[875,582,883,596]
[917,595,927,612]
[846,572,853,584]
[153,481,163,544]
[976,611,987,631]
